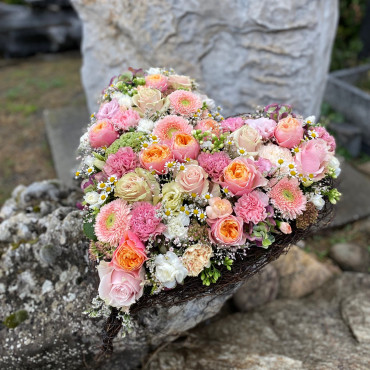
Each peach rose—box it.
[206,197,233,219]
[231,124,262,153]
[182,244,213,277]
[110,231,147,271]
[274,117,304,148]
[98,260,144,308]
[175,164,209,196]
[88,120,118,148]
[140,143,173,174]
[294,138,332,181]
[171,133,200,162]
[207,215,246,247]
[195,119,222,137]
[168,74,192,90]
[218,157,268,196]
[145,74,168,92]
[132,86,169,116]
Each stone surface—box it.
[148,272,370,369]
[0,180,239,370]
[328,122,362,157]
[331,160,370,227]
[71,0,338,117]
[330,242,370,272]
[233,264,278,312]
[44,105,89,185]
[271,246,339,298]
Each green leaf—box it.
[83,220,98,241]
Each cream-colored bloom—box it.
[163,214,190,240]
[161,182,184,211]
[182,244,213,277]
[231,124,262,155]
[132,87,169,117]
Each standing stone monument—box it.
[71,0,338,117]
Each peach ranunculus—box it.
[294,138,333,181]
[98,260,144,309]
[131,86,169,117]
[218,157,268,196]
[231,124,262,154]
[140,143,173,174]
[168,74,192,90]
[206,197,233,219]
[195,119,222,137]
[171,133,200,162]
[88,120,118,148]
[110,231,147,271]
[175,164,209,196]
[207,215,246,247]
[182,244,213,277]
[274,117,304,148]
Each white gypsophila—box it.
[137,118,155,134]
[200,140,213,150]
[83,155,95,168]
[163,213,190,240]
[78,132,90,152]
[146,67,162,75]
[84,191,99,205]
[309,193,325,210]
[328,156,341,178]
[304,115,316,125]
[154,251,188,289]
[111,92,133,108]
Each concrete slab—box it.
[44,105,89,185]
[331,160,370,227]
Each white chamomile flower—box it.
[304,116,316,125]
[197,210,207,221]
[222,187,232,197]
[177,162,187,172]
[287,163,298,177]
[75,170,81,179]
[137,118,155,134]
[163,208,173,218]
[97,182,106,190]
[98,192,109,204]
[105,184,114,193]
[237,148,248,156]
[276,158,285,166]
[203,193,213,201]
[165,161,177,171]
[86,167,95,175]
[307,129,318,139]
[291,146,301,154]
[107,175,118,184]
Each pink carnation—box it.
[103,147,138,178]
[268,177,307,220]
[221,117,244,133]
[197,152,231,181]
[153,115,193,145]
[313,126,336,152]
[245,117,277,139]
[234,190,269,224]
[96,99,120,120]
[168,90,202,116]
[129,202,166,241]
[95,199,131,246]
[111,109,140,131]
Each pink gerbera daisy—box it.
[168,90,202,116]
[153,115,192,145]
[95,199,131,246]
[268,177,307,220]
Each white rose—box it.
[163,214,190,240]
[309,194,325,210]
[137,118,155,134]
[84,191,99,205]
[328,156,341,178]
[154,251,188,289]
[111,92,132,108]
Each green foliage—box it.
[201,264,221,286]
[3,310,28,329]
[223,256,233,271]
[83,220,98,241]
[105,131,147,156]
[331,0,368,70]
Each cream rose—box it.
[231,124,262,154]
[182,244,213,277]
[161,182,184,211]
[175,164,209,196]
[132,87,169,116]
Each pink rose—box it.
[110,231,147,271]
[206,197,233,219]
[145,74,168,92]
[96,99,120,120]
[255,157,273,176]
[98,261,144,308]
[103,147,138,178]
[314,126,336,152]
[274,117,304,148]
[175,164,209,195]
[111,109,140,131]
[231,124,262,153]
[218,157,268,196]
[294,138,332,180]
[234,190,269,224]
[171,133,200,162]
[245,118,277,139]
[207,215,246,246]
[278,222,292,234]
[168,74,192,90]
[89,120,118,148]
[220,117,244,133]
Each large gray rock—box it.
[0,180,239,370]
[149,272,370,369]
[71,0,338,117]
